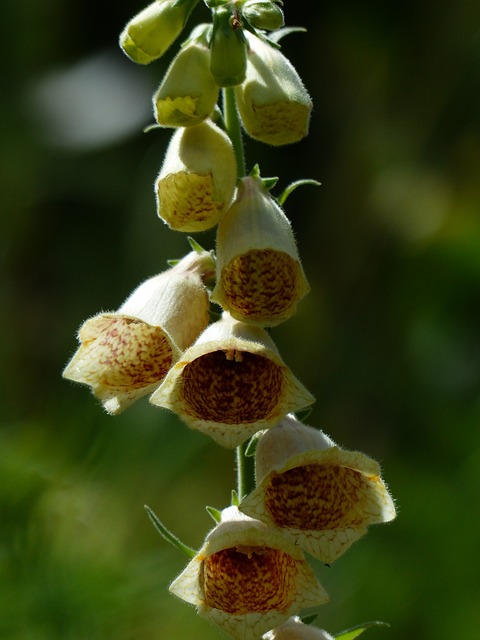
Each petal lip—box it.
[169,508,328,640]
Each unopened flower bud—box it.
[119,0,199,65]
[242,0,284,31]
[155,119,237,232]
[240,415,397,563]
[153,29,219,127]
[235,32,312,145]
[150,312,315,447]
[209,6,247,87]
[170,506,328,640]
[211,174,310,326]
[63,251,213,414]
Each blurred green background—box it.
[2,0,480,638]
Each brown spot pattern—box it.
[202,546,298,614]
[265,464,370,530]
[180,350,283,423]
[94,317,173,390]
[221,250,299,322]
[158,172,223,228]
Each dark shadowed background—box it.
[2,0,480,638]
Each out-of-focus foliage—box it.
[2,1,480,639]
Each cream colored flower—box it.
[235,32,312,145]
[150,312,315,447]
[155,119,237,232]
[211,175,310,327]
[239,415,396,563]
[63,251,213,414]
[153,29,219,127]
[263,616,335,640]
[170,507,329,640]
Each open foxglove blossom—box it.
[170,506,329,640]
[153,26,219,127]
[239,415,396,563]
[155,119,237,232]
[63,250,213,414]
[235,32,312,145]
[119,0,199,64]
[263,616,335,640]
[149,312,315,447]
[211,174,310,326]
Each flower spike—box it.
[150,312,315,447]
[169,506,329,640]
[63,251,212,414]
[239,415,396,563]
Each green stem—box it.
[144,505,197,558]
[222,87,246,180]
[236,441,248,500]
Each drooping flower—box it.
[150,312,315,447]
[235,32,312,145]
[170,506,329,640]
[155,119,237,232]
[263,616,335,640]
[63,250,213,414]
[239,415,396,563]
[211,174,310,326]
[153,25,219,127]
[119,0,199,65]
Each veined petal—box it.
[150,313,315,447]
[240,416,396,563]
[63,251,212,414]
[170,507,328,640]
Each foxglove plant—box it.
[64,1,396,639]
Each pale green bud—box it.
[119,0,199,65]
[211,174,310,326]
[242,0,284,31]
[209,6,247,87]
[153,32,219,127]
[235,32,312,145]
[155,119,236,232]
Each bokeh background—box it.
[2,0,480,638]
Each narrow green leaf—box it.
[278,179,321,206]
[335,621,390,640]
[143,123,162,133]
[206,505,222,523]
[262,176,279,191]
[245,432,262,457]
[231,489,240,506]
[268,26,307,44]
[144,505,197,559]
[167,259,181,267]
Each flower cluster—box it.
[64,2,396,640]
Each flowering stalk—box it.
[65,3,397,639]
